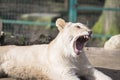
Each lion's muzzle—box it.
[74,31,92,55]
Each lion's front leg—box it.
[54,68,80,80]
[61,73,80,80]
[89,69,112,80]
[0,66,7,78]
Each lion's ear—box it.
[56,18,66,31]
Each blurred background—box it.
[0,0,120,46]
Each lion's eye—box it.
[76,26,80,29]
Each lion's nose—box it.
[88,31,92,37]
[88,31,92,35]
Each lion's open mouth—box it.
[74,35,90,55]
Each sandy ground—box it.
[0,47,120,80]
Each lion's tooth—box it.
[86,36,88,38]
[79,50,82,53]
[84,36,85,38]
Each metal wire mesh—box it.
[0,0,120,45]
[0,0,66,35]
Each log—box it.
[84,47,120,70]
[84,47,120,80]
[0,78,16,80]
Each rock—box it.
[104,34,120,49]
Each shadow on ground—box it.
[96,67,120,80]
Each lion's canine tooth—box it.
[83,36,85,38]
[84,35,85,38]
[86,36,89,38]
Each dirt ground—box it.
[0,47,120,80]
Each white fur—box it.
[0,18,112,80]
[93,69,112,80]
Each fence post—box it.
[0,19,2,33]
[69,0,77,22]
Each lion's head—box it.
[55,18,92,57]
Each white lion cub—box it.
[0,18,112,80]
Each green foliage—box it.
[92,14,119,35]
[109,24,120,35]
[92,15,104,34]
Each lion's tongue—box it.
[75,39,84,55]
